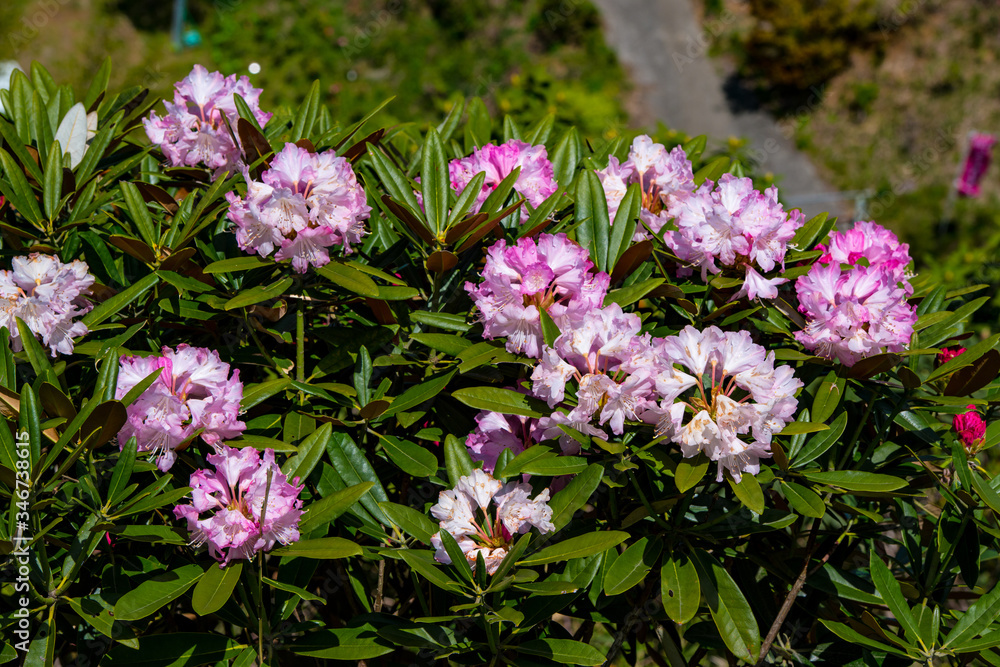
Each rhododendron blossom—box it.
[465,233,609,358]
[448,140,558,223]
[116,345,246,472]
[465,410,537,471]
[796,222,916,366]
[596,135,695,240]
[431,469,554,574]
[173,446,303,566]
[641,326,802,481]
[665,174,805,300]
[0,253,94,356]
[954,405,987,452]
[226,143,371,272]
[938,347,967,366]
[144,65,272,177]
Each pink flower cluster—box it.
[174,446,303,566]
[448,140,558,223]
[795,222,916,366]
[665,174,805,301]
[226,143,372,273]
[431,469,554,575]
[0,254,94,356]
[116,345,246,472]
[144,65,272,178]
[465,233,609,358]
[954,405,987,452]
[596,135,695,241]
[531,315,801,481]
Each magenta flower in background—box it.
[957,133,996,198]
[116,344,246,472]
[144,65,272,178]
[664,174,805,301]
[226,143,371,272]
[596,134,695,241]
[465,233,609,358]
[0,253,94,356]
[448,139,558,223]
[937,346,967,366]
[173,446,304,566]
[795,221,916,366]
[639,325,802,482]
[431,469,554,575]
[954,405,987,451]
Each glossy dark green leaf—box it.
[113,563,204,621]
[661,551,700,625]
[298,482,375,535]
[379,435,438,477]
[520,531,628,566]
[692,549,760,661]
[451,386,546,417]
[191,562,242,616]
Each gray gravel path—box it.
[591,0,850,222]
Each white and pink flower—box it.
[0,253,94,356]
[144,65,272,178]
[116,344,246,472]
[431,469,554,575]
[173,446,303,566]
[448,140,558,223]
[226,143,371,272]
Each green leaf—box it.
[520,456,589,476]
[604,538,661,596]
[675,454,710,493]
[551,127,580,186]
[262,576,325,603]
[410,333,472,357]
[113,563,204,621]
[539,306,561,348]
[0,148,42,224]
[106,436,137,507]
[727,472,764,515]
[693,155,730,186]
[803,471,907,493]
[548,464,603,531]
[282,422,332,482]
[378,501,438,544]
[382,370,456,417]
[289,80,320,141]
[793,411,848,467]
[288,626,394,660]
[224,277,293,310]
[495,445,556,478]
[315,262,380,297]
[811,372,845,424]
[778,421,829,435]
[661,552,700,625]
[421,127,449,236]
[789,211,832,252]
[298,482,375,535]
[271,537,363,559]
[819,620,908,657]
[202,256,272,273]
[82,273,159,327]
[869,551,922,646]
[409,310,470,332]
[444,434,474,485]
[517,638,607,666]
[604,277,664,308]
[398,549,464,594]
[379,435,438,476]
[439,528,474,583]
[15,317,54,382]
[520,531,629,566]
[944,563,1000,647]
[191,562,242,616]
[42,139,62,220]
[101,633,246,667]
[779,481,826,518]
[451,386,546,417]
[927,334,1000,383]
[241,377,292,410]
[608,182,641,269]
[692,549,760,661]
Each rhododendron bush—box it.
[3,62,1000,667]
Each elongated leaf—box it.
[944,561,1000,647]
[398,549,464,593]
[421,127,449,236]
[379,501,438,544]
[451,386,546,417]
[727,472,764,515]
[282,422,331,482]
[382,370,456,417]
[203,256,272,274]
[692,549,760,661]
[288,625,394,660]
[444,434,473,485]
[803,471,907,493]
[101,633,246,667]
[224,277,292,310]
[869,551,922,646]
[604,278,665,308]
[271,537,362,559]
[793,411,848,467]
[548,464,603,531]
[191,562,242,616]
[520,531,628,566]
[675,455,710,493]
[409,310,470,332]
[779,481,826,518]
[517,638,607,666]
[315,262,379,297]
[661,552,700,625]
[379,435,438,477]
[83,273,159,327]
[113,564,204,621]
[326,432,391,525]
[299,482,374,534]
[604,538,660,596]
